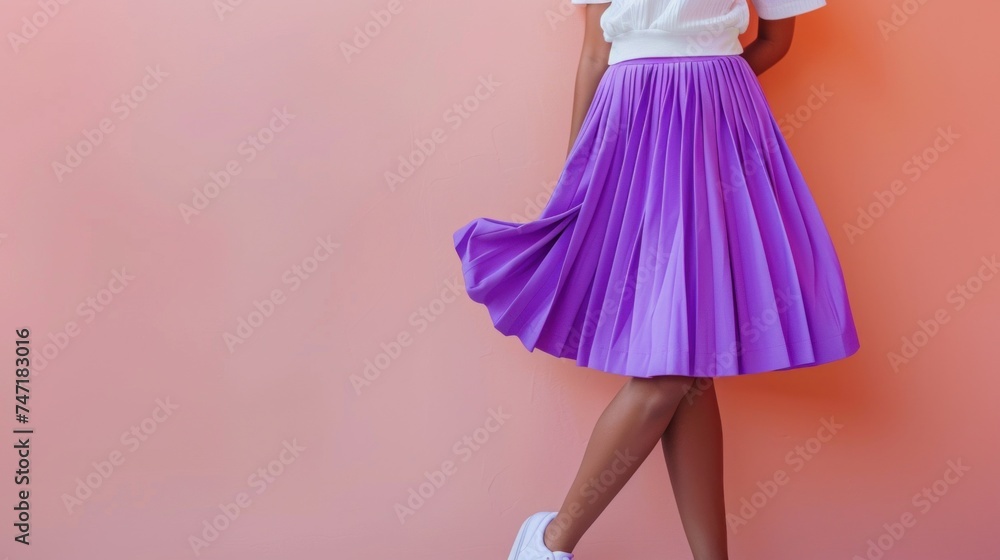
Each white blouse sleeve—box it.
[571,0,611,4]
[750,0,826,20]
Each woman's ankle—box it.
[543,515,576,554]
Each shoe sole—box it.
[507,512,552,560]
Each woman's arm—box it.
[740,16,796,76]
[567,4,612,155]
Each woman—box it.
[451,0,860,558]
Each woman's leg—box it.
[543,374,696,553]
[660,378,729,560]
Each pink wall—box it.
[1,0,997,558]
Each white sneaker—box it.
[507,511,574,560]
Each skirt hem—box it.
[495,310,861,378]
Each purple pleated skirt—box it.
[452,54,860,378]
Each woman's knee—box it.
[625,375,696,415]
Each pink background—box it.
[1,0,998,558]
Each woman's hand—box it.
[740,16,796,75]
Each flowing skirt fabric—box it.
[452,55,860,377]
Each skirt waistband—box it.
[612,54,744,66]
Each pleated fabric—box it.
[452,55,860,377]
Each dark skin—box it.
[546,9,803,559]
[741,16,796,75]
[568,5,797,154]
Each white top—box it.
[571,0,827,65]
